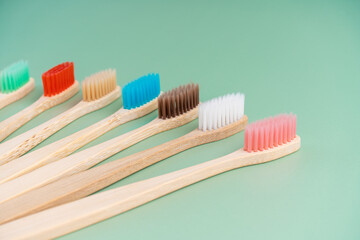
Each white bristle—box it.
[198,93,245,131]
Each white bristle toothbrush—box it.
[0,62,79,142]
[0,73,160,183]
[0,61,35,110]
[0,113,300,239]
[0,93,247,223]
[0,83,199,204]
[0,69,121,166]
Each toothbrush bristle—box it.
[41,62,75,97]
[198,93,245,131]
[122,73,160,110]
[158,83,199,120]
[0,60,30,93]
[82,69,117,102]
[244,114,297,153]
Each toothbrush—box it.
[0,83,199,204]
[0,73,160,183]
[0,114,300,239]
[0,93,247,223]
[0,61,35,110]
[0,62,79,142]
[0,69,121,165]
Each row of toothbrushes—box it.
[0,60,300,239]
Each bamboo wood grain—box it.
[0,86,121,166]
[0,96,159,184]
[0,77,35,110]
[0,136,301,240]
[0,106,198,204]
[0,81,79,143]
[0,115,248,224]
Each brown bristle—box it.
[158,83,199,119]
[82,69,117,102]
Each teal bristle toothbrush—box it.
[0,62,79,142]
[0,60,35,110]
[0,73,160,182]
[0,68,121,165]
[0,114,300,239]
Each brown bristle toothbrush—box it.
[0,93,247,223]
[0,69,121,166]
[0,73,160,183]
[0,62,79,142]
[0,114,299,239]
[0,83,199,204]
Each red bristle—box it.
[42,62,75,97]
[244,114,297,153]
[54,72,59,96]
[42,73,48,96]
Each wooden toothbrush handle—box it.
[0,97,158,183]
[26,130,205,210]
[0,97,48,142]
[0,148,243,239]
[0,116,248,224]
[0,77,35,110]
[0,81,79,143]
[0,85,121,164]
[0,107,199,206]
[0,137,301,239]
[0,103,87,164]
[0,118,168,205]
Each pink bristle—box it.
[274,124,279,147]
[293,115,297,139]
[247,126,253,151]
[264,123,270,150]
[244,114,297,153]
[269,120,274,148]
[259,124,264,151]
[244,128,249,151]
[282,116,286,143]
[278,119,283,145]
[287,115,292,142]
[253,126,258,152]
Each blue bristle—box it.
[122,73,160,110]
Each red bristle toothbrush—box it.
[0,114,300,239]
[0,62,79,142]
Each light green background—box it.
[1,0,359,239]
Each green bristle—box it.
[0,61,30,93]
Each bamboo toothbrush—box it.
[0,83,199,204]
[0,73,160,183]
[0,69,120,165]
[0,61,35,110]
[0,62,79,142]
[0,93,247,222]
[0,114,300,239]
